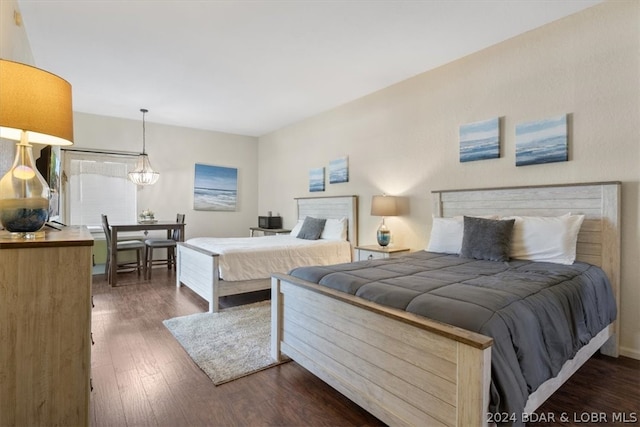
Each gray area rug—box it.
[163,301,286,385]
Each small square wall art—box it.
[309,167,325,192]
[459,117,501,162]
[329,156,348,184]
[515,114,568,166]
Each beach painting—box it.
[329,156,348,184]
[193,164,238,211]
[309,167,325,192]
[459,117,500,162]
[516,115,568,166]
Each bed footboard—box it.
[271,274,493,427]
[177,243,273,312]
[177,242,220,312]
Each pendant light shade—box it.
[128,108,159,185]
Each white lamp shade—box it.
[371,195,398,217]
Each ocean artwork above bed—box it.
[309,167,325,192]
[515,114,568,166]
[329,156,348,184]
[193,163,238,211]
[459,117,501,162]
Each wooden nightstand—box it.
[249,227,291,237]
[355,244,410,261]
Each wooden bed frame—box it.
[176,195,358,313]
[271,182,620,426]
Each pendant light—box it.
[128,108,159,185]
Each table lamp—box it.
[370,194,398,246]
[0,59,74,237]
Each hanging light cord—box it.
[140,108,148,154]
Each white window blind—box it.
[64,151,138,227]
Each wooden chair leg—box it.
[147,247,153,280]
[105,253,111,283]
[141,247,146,278]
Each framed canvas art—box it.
[193,164,238,211]
[516,115,568,166]
[459,117,500,162]
[329,156,349,184]
[309,167,325,192]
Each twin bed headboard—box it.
[295,195,358,247]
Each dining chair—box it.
[101,214,146,283]
[144,214,185,279]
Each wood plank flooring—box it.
[91,269,639,426]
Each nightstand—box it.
[355,244,410,261]
[249,227,291,237]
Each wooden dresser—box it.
[0,226,93,427]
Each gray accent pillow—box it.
[460,216,515,262]
[296,217,327,240]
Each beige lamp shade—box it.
[371,195,398,217]
[0,59,74,146]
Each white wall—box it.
[258,1,640,358]
[71,112,259,239]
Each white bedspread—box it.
[185,235,352,281]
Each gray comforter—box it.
[288,251,617,425]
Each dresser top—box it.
[0,226,94,249]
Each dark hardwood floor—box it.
[91,269,639,427]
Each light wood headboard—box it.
[295,195,359,247]
[432,182,621,355]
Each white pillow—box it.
[320,217,348,240]
[506,213,585,265]
[427,215,498,254]
[427,217,464,254]
[289,219,304,237]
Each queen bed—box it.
[176,195,358,312]
[270,182,620,426]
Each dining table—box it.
[109,220,185,285]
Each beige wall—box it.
[72,112,259,240]
[258,1,640,358]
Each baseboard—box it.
[619,346,640,360]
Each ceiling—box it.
[16,0,601,137]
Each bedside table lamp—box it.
[0,60,74,237]
[370,194,398,247]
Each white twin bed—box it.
[176,195,358,312]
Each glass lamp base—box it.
[376,229,391,247]
[8,230,46,239]
[0,140,50,235]
[0,202,49,234]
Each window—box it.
[63,150,138,228]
